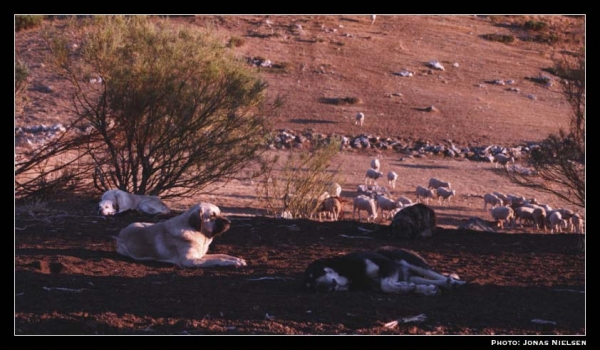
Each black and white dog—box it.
[303,248,466,296]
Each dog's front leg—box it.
[185,254,247,268]
[401,261,466,289]
[380,277,416,294]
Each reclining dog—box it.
[98,189,170,216]
[303,247,465,296]
[115,202,246,268]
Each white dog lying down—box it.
[303,248,466,296]
[115,202,246,268]
[98,189,170,216]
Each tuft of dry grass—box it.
[318,97,362,105]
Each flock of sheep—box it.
[307,155,584,234]
[485,192,584,233]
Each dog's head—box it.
[187,203,231,238]
[98,199,118,216]
[303,258,349,293]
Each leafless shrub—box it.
[256,140,343,219]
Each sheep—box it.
[490,206,515,230]
[570,213,584,233]
[428,177,451,189]
[357,184,390,196]
[493,153,515,168]
[387,171,398,189]
[514,206,535,227]
[557,208,576,227]
[492,191,511,205]
[388,206,403,220]
[353,195,378,222]
[416,185,436,205]
[532,207,547,232]
[397,196,413,206]
[316,196,342,222]
[506,194,526,206]
[548,211,568,233]
[326,182,342,197]
[318,191,331,202]
[365,168,384,186]
[483,193,503,210]
[374,194,402,219]
[355,112,365,126]
[370,157,380,171]
[435,187,456,205]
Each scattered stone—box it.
[394,70,414,77]
[428,60,445,71]
[424,105,439,112]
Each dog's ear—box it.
[188,208,204,233]
[113,191,122,213]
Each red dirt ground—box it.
[15,198,585,335]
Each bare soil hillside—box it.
[14,15,586,336]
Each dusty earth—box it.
[15,15,586,336]
[14,196,585,335]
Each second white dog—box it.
[98,189,170,216]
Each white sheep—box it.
[355,112,365,126]
[514,206,535,227]
[326,182,342,197]
[357,184,390,196]
[483,193,503,210]
[387,171,398,189]
[548,211,568,233]
[353,195,377,222]
[428,177,451,189]
[435,187,456,205]
[532,207,547,232]
[506,194,526,206]
[492,191,511,205]
[397,196,413,206]
[416,185,436,204]
[365,168,384,186]
[316,196,342,222]
[490,206,515,230]
[570,213,584,233]
[493,153,515,168]
[370,157,381,170]
[374,194,402,219]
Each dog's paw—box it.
[445,275,467,289]
[415,284,440,296]
[233,258,247,267]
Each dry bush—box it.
[318,96,362,105]
[43,16,273,199]
[15,15,45,32]
[256,140,343,219]
[481,33,515,43]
